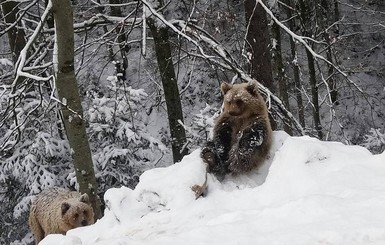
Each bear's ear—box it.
[246,81,258,96]
[79,193,90,204]
[221,82,232,95]
[61,202,71,216]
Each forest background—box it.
[0,0,384,244]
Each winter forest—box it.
[0,0,384,244]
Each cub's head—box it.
[61,193,95,231]
[221,81,266,117]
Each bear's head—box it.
[60,193,95,231]
[221,81,267,117]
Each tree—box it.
[319,0,338,104]
[109,0,129,78]
[51,0,102,219]
[146,0,188,163]
[282,0,305,128]
[272,18,292,135]
[244,0,274,92]
[1,0,26,64]
[297,0,323,139]
[244,0,277,130]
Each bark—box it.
[334,0,340,34]
[298,0,323,138]
[44,0,54,28]
[95,0,114,59]
[306,48,323,139]
[51,0,102,219]
[244,0,276,129]
[147,11,188,163]
[272,21,292,135]
[1,0,26,64]
[244,0,274,92]
[110,0,129,79]
[1,0,27,145]
[284,0,305,128]
[320,0,338,104]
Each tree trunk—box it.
[51,0,102,220]
[306,48,323,139]
[297,0,323,138]
[110,0,129,79]
[334,0,340,34]
[147,11,188,163]
[272,21,292,135]
[244,0,276,129]
[320,0,338,104]
[284,0,305,128]
[1,0,26,64]
[244,0,274,91]
[1,0,27,144]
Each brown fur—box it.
[29,187,94,244]
[201,81,272,180]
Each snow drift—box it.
[40,131,385,245]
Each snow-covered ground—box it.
[41,131,385,245]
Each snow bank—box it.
[41,131,385,245]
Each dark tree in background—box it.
[297,0,323,139]
[272,19,292,135]
[1,0,26,64]
[244,0,274,90]
[244,0,277,130]
[282,0,305,128]
[146,0,188,163]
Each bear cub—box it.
[29,187,95,244]
[201,81,273,180]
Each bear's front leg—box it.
[200,120,232,180]
[228,122,267,173]
[201,141,219,171]
[212,120,233,180]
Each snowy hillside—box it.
[40,132,385,245]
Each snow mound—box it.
[41,131,385,245]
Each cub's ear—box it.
[79,193,90,204]
[61,202,71,216]
[221,82,232,95]
[246,81,258,96]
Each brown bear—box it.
[28,187,95,244]
[201,81,273,180]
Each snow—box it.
[40,131,385,245]
[0,58,13,67]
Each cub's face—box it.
[221,81,263,117]
[61,194,95,231]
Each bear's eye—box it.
[74,213,79,219]
[83,210,88,216]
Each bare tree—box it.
[1,0,26,64]
[272,18,292,135]
[244,0,277,129]
[282,0,305,128]
[51,0,102,219]
[297,0,323,139]
[146,0,188,163]
[319,0,338,104]
[244,0,274,92]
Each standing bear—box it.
[29,187,95,244]
[201,81,273,180]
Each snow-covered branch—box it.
[13,0,54,85]
[169,20,305,135]
[0,0,39,37]
[255,0,363,96]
